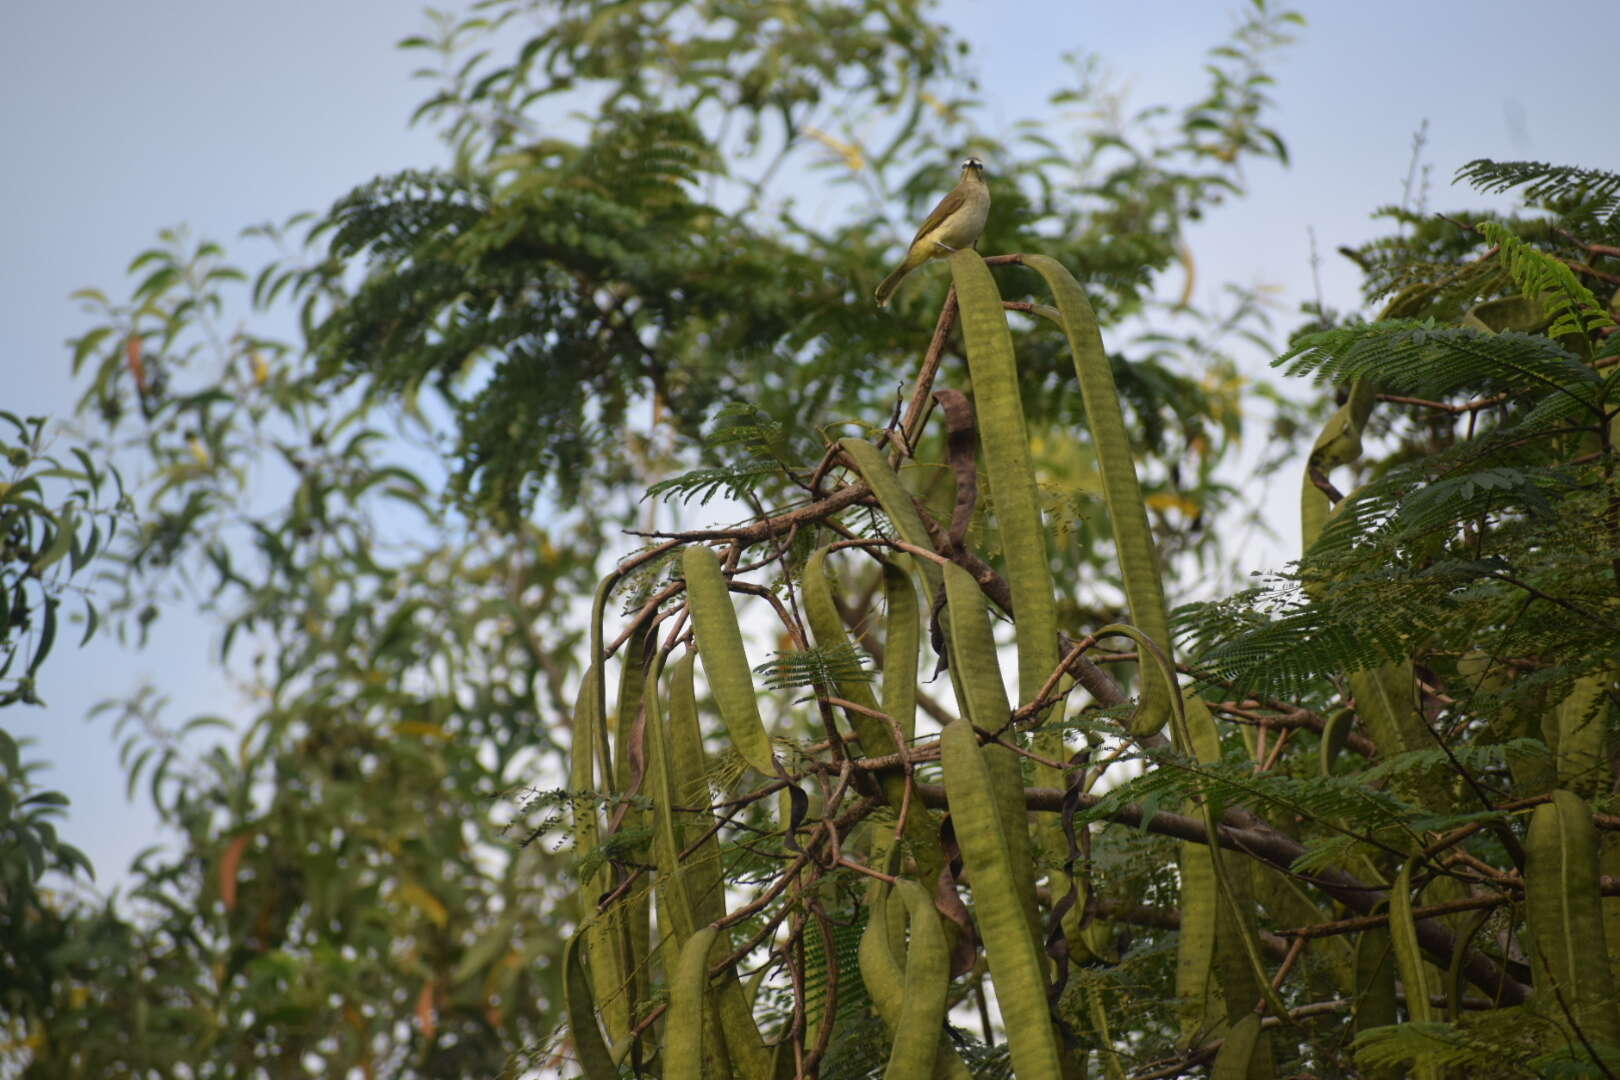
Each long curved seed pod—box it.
[1352,904,1398,1034]
[1347,663,1447,810]
[1299,378,1378,552]
[668,653,724,925]
[939,560,1013,733]
[1553,674,1610,798]
[1176,835,1223,1042]
[645,661,744,1080]
[572,657,629,1043]
[947,250,1060,713]
[1318,708,1354,776]
[1211,1012,1263,1080]
[1020,254,1172,736]
[664,926,721,1080]
[570,664,604,918]
[612,623,654,1025]
[1387,861,1442,1080]
[1177,690,1228,1044]
[588,571,619,785]
[941,717,1064,1079]
[948,251,1076,955]
[1444,907,1494,1022]
[859,892,972,1080]
[940,561,1043,954]
[881,559,920,742]
[883,880,953,1080]
[837,437,943,597]
[1292,336,1455,804]
[803,547,890,747]
[804,548,943,874]
[1088,983,1127,1080]
[1086,622,1281,1038]
[859,883,904,1003]
[1127,625,1289,1029]
[1296,264,1436,553]
[666,652,772,1078]
[1188,692,1271,1030]
[645,655,695,943]
[612,618,654,794]
[564,933,621,1080]
[682,545,778,777]
[579,572,639,1045]
[1351,904,1401,1080]
[1526,789,1620,1049]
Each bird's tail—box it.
[873,258,919,307]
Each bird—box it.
[873,157,990,307]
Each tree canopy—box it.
[6,2,1620,1079]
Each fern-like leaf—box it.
[1279,320,1600,407]
[1457,160,1620,235]
[754,643,874,693]
[1475,220,1616,341]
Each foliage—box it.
[17,0,1620,1070]
[540,158,1620,1080]
[0,412,124,708]
[1,417,119,1050]
[258,0,1306,548]
[29,4,1620,1078]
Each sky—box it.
[3,0,1615,889]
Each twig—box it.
[883,288,959,462]
[1278,891,1514,940]
[1377,391,1511,413]
[629,479,873,545]
[911,782,1528,1003]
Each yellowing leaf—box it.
[219,832,251,912]
[393,720,449,740]
[126,335,147,392]
[415,980,437,1039]
[801,126,865,172]
[400,881,448,929]
[1145,492,1200,518]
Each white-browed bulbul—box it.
[873,157,989,307]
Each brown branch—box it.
[1088,898,1290,959]
[630,479,873,545]
[1007,634,1099,729]
[1210,700,1378,759]
[1377,391,1511,413]
[913,782,1528,1004]
[1280,892,1519,941]
[1568,259,1620,286]
[882,287,959,461]
[1554,228,1620,262]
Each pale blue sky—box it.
[3,0,1614,886]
